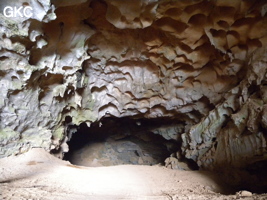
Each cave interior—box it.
[1,0,267,196]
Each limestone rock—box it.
[237,190,253,197]
[164,156,190,171]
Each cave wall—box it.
[1,0,267,175]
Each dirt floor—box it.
[0,148,266,200]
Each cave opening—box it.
[62,116,267,194]
[63,116,197,169]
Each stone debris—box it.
[237,190,253,197]
[164,156,190,171]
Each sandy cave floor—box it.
[0,148,267,200]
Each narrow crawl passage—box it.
[63,117,185,167]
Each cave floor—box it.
[0,148,266,200]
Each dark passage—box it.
[63,117,182,167]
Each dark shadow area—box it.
[210,155,267,195]
[216,127,267,194]
[63,117,186,167]
[243,160,267,193]
[220,161,267,194]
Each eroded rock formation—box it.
[1,0,267,189]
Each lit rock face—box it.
[0,0,267,175]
